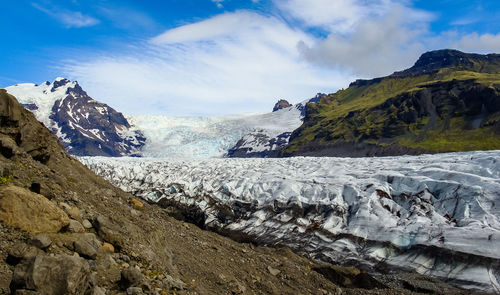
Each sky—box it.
[1,0,500,116]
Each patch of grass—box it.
[0,175,14,185]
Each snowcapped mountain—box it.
[80,151,500,293]
[5,78,313,158]
[5,78,145,156]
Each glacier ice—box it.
[80,150,500,293]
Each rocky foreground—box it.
[0,88,493,294]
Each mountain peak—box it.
[272,99,292,112]
[394,49,500,77]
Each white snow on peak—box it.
[126,103,303,158]
[80,150,500,292]
[5,78,77,128]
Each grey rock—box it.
[82,219,93,229]
[31,234,52,249]
[126,287,143,295]
[11,254,92,295]
[73,233,101,260]
[8,243,43,263]
[68,219,85,233]
[267,266,281,276]
[164,275,186,290]
[120,267,144,289]
[92,286,106,295]
[93,215,124,248]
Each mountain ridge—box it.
[4,79,145,157]
[282,49,500,157]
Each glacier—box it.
[126,103,304,158]
[80,151,500,293]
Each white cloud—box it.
[57,1,500,117]
[32,2,99,28]
[62,11,351,116]
[212,0,224,8]
[297,4,433,77]
[274,0,396,33]
[453,33,500,53]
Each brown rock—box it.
[129,198,143,210]
[0,186,69,233]
[98,242,114,253]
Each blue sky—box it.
[1,0,500,116]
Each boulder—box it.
[73,233,101,260]
[120,267,144,290]
[10,254,92,295]
[0,186,69,233]
[6,243,43,265]
[30,234,52,249]
[93,215,124,249]
[68,219,85,233]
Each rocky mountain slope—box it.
[0,86,487,294]
[5,78,145,156]
[282,49,500,157]
[81,151,500,294]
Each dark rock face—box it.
[227,132,291,158]
[272,99,292,112]
[48,82,145,156]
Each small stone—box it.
[121,254,131,263]
[129,198,143,210]
[267,266,281,276]
[82,219,93,229]
[98,242,114,253]
[31,234,52,249]
[59,202,72,212]
[67,219,85,233]
[121,267,144,289]
[67,207,82,221]
[126,287,143,295]
[92,286,106,295]
[231,281,246,294]
[164,275,186,290]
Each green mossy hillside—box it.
[282,50,500,157]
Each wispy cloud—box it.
[32,2,99,28]
[212,0,224,8]
[57,1,500,116]
[62,11,350,116]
